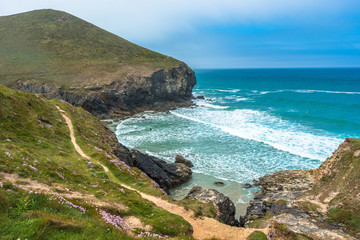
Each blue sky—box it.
[1,0,360,68]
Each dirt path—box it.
[56,105,256,239]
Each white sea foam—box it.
[171,108,342,161]
[218,89,240,93]
[195,101,229,109]
[259,89,360,95]
[235,97,249,102]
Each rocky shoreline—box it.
[14,63,196,119]
[239,138,360,239]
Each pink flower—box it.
[99,210,129,230]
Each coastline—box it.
[105,102,258,217]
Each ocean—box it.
[114,68,360,216]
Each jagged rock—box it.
[185,186,237,226]
[15,63,196,119]
[241,165,356,239]
[130,151,192,191]
[243,183,252,189]
[175,155,194,168]
[241,170,315,226]
[196,95,205,100]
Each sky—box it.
[1,0,360,68]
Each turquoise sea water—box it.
[115,68,360,215]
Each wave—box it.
[218,89,240,93]
[195,101,229,109]
[260,89,360,95]
[171,109,342,161]
[235,97,249,102]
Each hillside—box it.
[0,84,193,239]
[0,9,196,118]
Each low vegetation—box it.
[0,85,194,239]
[310,138,360,237]
[0,9,181,89]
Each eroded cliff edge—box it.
[241,138,360,240]
[14,63,196,118]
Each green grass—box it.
[246,213,275,228]
[308,138,360,237]
[268,220,313,240]
[176,198,215,218]
[295,201,320,213]
[0,9,181,88]
[0,85,193,239]
[327,207,360,235]
[246,231,267,240]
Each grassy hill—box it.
[0,85,196,239]
[0,9,181,88]
[310,138,360,236]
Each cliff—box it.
[241,138,360,240]
[0,9,196,118]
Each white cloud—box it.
[0,0,356,42]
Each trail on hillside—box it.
[56,105,257,239]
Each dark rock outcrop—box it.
[175,155,194,168]
[130,151,192,191]
[91,119,192,192]
[185,186,237,226]
[14,63,197,119]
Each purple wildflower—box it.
[5,152,13,160]
[48,192,86,213]
[99,210,129,230]
[0,182,3,188]
[267,230,275,240]
[28,165,38,172]
[152,180,160,188]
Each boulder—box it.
[175,155,194,168]
[130,151,192,191]
[185,186,237,226]
[214,182,225,186]
[243,183,252,189]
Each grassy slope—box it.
[0,9,180,88]
[309,138,360,236]
[0,85,193,239]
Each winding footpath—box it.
[56,106,257,240]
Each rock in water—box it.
[243,183,252,189]
[185,186,237,226]
[175,155,194,168]
[214,182,225,186]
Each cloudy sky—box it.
[1,0,360,68]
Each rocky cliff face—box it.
[14,63,196,119]
[241,138,360,240]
